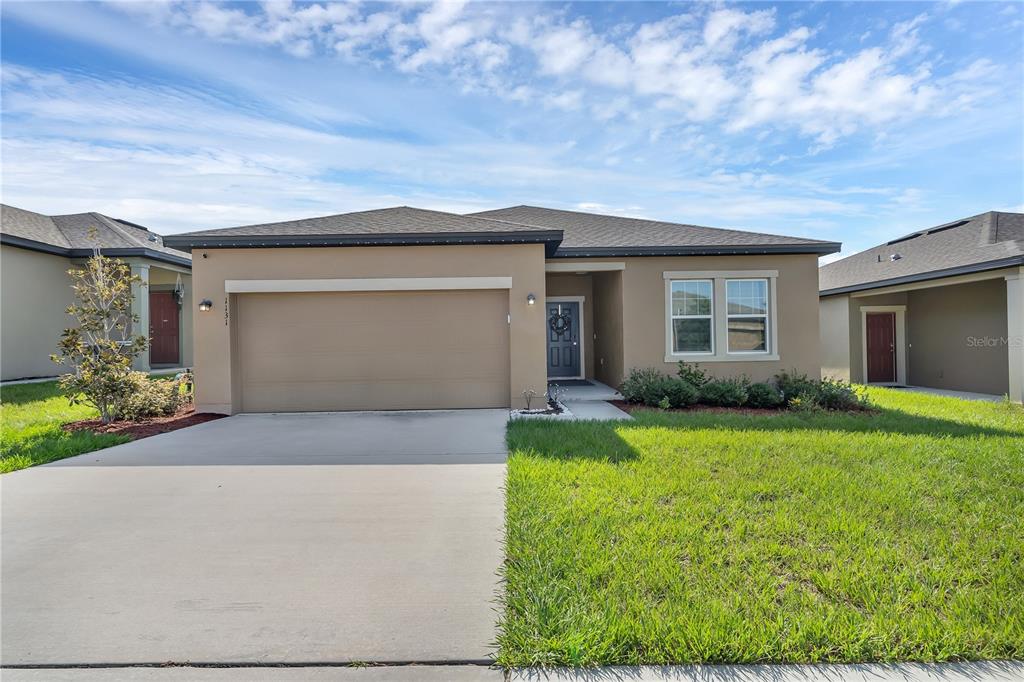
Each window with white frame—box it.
[726,279,769,353]
[670,280,713,354]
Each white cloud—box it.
[545,90,584,111]
[889,13,929,58]
[534,21,597,76]
[104,1,992,150]
[703,8,775,51]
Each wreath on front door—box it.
[549,312,572,335]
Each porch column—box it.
[131,264,150,372]
[1007,269,1024,403]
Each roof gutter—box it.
[163,230,565,257]
[552,242,842,258]
[819,255,1024,297]
[2,234,192,268]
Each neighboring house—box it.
[163,205,839,414]
[1,204,194,381]
[819,211,1024,401]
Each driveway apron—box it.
[1,410,508,665]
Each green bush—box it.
[619,369,699,408]
[620,368,666,403]
[655,378,699,408]
[639,376,696,408]
[775,370,818,403]
[816,378,869,411]
[788,392,823,413]
[698,379,748,407]
[677,362,710,387]
[120,373,183,421]
[746,381,784,409]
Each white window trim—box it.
[663,271,780,363]
[666,279,715,356]
[546,296,585,380]
[726,278,771,356]
[860,305,907,386]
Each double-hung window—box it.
[670,280,713,354]
[726,279,769,353]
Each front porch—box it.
[544,262,625,388]
[128,260,194,373]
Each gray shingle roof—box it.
[165,204,839,256]
[175,206,550,238]
[819,211,1024,295]
[1,204,191,267]
[163,206,563,254]
[470,205,840,256]
[0,205,70,248]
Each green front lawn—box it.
[0,381,130,473]
[500,388,1024,666]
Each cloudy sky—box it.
[2,1,1022,259]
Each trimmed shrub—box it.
[775,370,818,403]
[677,362,710,387]
[620,368,666,404]
[746,381,785,409]
[816,378,869,411]
[120,373,183,420]
[655,378,700,408]
[699,379,748,407]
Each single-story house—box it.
[1,204,194,381]
[819,210,1024,400]
[162,205,840,414]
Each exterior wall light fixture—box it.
[527,293,536,306]
[199,299,213,311]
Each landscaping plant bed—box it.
[610,399,783,417]
[64,406,226,440]
[610,400,876,417]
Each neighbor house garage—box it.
[164,206,840,413]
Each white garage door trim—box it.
[226,276,512,293]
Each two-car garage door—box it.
[235,290,510,412]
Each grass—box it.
[1,381,130,473]
[499,387,1024,666]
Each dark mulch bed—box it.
[610,400,785,416]
[63,405,227,440]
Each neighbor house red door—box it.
[149,292,180,365]
[865,312,896,383]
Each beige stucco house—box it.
[1,204,194,381]
[163,205,839,414]
[819,211,1024,400]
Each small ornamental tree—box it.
[51,249,148,423]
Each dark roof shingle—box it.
[819,211,1024,295]
[166,204,839,256]
[175,206,550,238]
[1,204,191,266]
[469,205,839,255]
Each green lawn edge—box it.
[1,381,131,473]
[497,388,1024,666]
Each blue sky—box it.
[2,1,1021,259]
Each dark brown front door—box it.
[149,292,180,365]
[866,312,896,383]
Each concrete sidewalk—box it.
[4,661,1022,681]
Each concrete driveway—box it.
[1,410,508,666]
